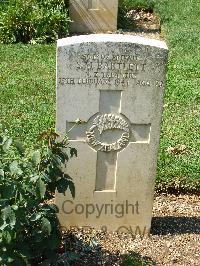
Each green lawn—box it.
[0,0,199,193]
[154,0,200,192]
[0,44,56,145]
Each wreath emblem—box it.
[86,114,130,152]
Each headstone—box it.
[69,0,118,33]
[56,34,168,234]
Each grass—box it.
[0,0,199,193]
[154,0,200,193]
[0,44,56,146]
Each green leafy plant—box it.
[0,123,77,265]
[0,0,70,43]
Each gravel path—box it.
[60,194,200,266]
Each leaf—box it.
[15,140,25,155]
[57,178,75,198]
[54,152,66,164]
[0,199,9,207]
[68,180,75,198]
[36,178,46,199]
[2,230,12,244]
[18,245,32,259]
[41,217,51,235]
[3,137,12,151]
[11,205,18,211]
[50,204,59,213]
[32,150,41,166]
[30,212,42,221]
[0,169,4,177]
[30,174,40,183]
[7,257,15,263]
[0,217,7,230]
[42,173,51,183]
[56,178,68,195]
[52,154,62,165]
[9,161,22,175]
[1,206,16,227]
[2,184,15,199]
[70,147,77,158]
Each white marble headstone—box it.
[56,34,168,234]
[69,0,118,33]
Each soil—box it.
[125,8,160,32]
[118,8,162,40]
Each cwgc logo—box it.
[60,224,149,238]
[86,113,130,152]
[101,225,149,237]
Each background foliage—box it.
[0,0,70,43]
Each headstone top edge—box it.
[57,34,168,50]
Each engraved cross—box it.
[66,90,151,192]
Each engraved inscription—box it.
[58,43,166,90]
[58,47,151,88]
[58,77,164,88]
[86,114,130,152]
[75,54,147,87]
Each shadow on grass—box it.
[151,216,200,235]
